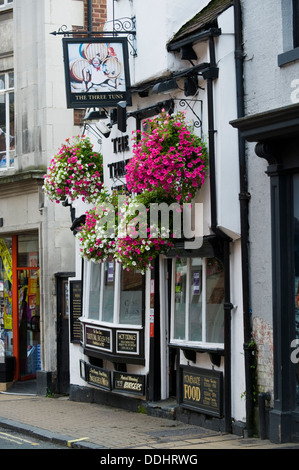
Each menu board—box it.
[70,281,82,343]
[180,366,223,417]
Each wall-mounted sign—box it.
[116,330,139,355]
[107,159,130,179]
[85,325,112,352]
[70,280,82,343]
[86,363,111,391]
[111,136,130,153]
[113,372,145,395]
[180,366,223,417]
[63,37,132,108]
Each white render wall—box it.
[241,0,299,396]
[70,1,246,423]
[107,0,211,84]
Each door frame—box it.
[56,272,74,394]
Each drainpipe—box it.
[258,392,271,439]
[233,0,255,436]
[204,35,233,434]
[88,0,93,37]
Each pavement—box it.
[0,380,299,452]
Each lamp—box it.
[95,121,112,138]
[180,45,197,61]
[82,108,108,123]
[82,107,112,139]
[151,79,178,95]
[117,101,127,132]
[184,76,198,97]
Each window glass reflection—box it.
[119,269,143,325]
[88,262,101,320]
[174,259,187,340]
[102,260,115,323]
[206,258,224,343]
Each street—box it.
[0,426,69,450]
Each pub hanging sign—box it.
[62,37,132,108]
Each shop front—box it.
[67,0,246,434]
[70,234,230,430]
[70,258,149,407]
[231,102,299,442]
[0,232,40,387]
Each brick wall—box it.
[74,0,107,126]
[252,317,274,403]
[83,0,107,31]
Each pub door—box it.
[56,273,73,394]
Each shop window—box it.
[119,269,143,325]
[171,257,224,347]
[0,71,15,170]
[0,233,40,379]
[84,260,144,326]
[0,237,13,359]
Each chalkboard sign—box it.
[180,366,223,417]
[70,281,82,343]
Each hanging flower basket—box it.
[125,110,208,203]
[43,136,104,204]
[77,190,120,263]
[115,191,175,274]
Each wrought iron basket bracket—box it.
[173,98,203,136]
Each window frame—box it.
[0,71,15,170]
[83,259,145,328]
[170,257,225,349]
[278,0,299,66]
[0,0,13,8]
[293,0,299,48]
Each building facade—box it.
[67,0,249,436]
[0,0,89,394]
[231,0,299,443]
[2,0,298,444]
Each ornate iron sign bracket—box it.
[50,17,137,57]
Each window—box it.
[0,72,15,169]
[293,0,299,48]
[171,257,224,346]
[84,260,144,326]
[0,0,13,7]
[279,0,299,66]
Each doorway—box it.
[0,233,40,382]
[15,234,40,380]
[56,273,73,394]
